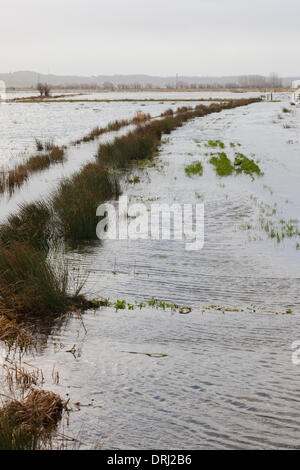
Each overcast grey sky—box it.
[1,0,299,76]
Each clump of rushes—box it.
[131,112,151,125]
[185,161,203,177]
[97,126,161,169]
[35,139,55,152]
[35,139,44,151]
[0,201,52,251]
[161,108,174,117]
[0,389,65,450]
[234,153,262,177]
[53,162,120,241]
[0,241,71,318]
[210,152,234,176]
[176,106,192,114]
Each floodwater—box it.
[49,90,263,101]
[0,98,209,168]
[1,92,300,449]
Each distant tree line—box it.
[238,73,283,89]
[31,73,285,92]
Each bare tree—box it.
[44,83,51,97]
[37,82,44,96]
[37,82,51,97]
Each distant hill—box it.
[0,71,298,88]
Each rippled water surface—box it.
[1,93,300,449]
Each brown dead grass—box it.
[0,389,66,449]
[0,315,36,352]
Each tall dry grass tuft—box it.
[0,389,66,450]
[0,315,35,352]
[0,201,52,251]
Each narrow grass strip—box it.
[0,146,65,195]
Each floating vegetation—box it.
[206,139,225,149]
[209,150,262,178]
[244,200,300,249]
[185,161,203,177]
[127,176,141,184]
[234,152,262,177]
[201,305,243,313]
[209,152,234,176]
[111,298,191,313]
[122,351,168,358]
[276,308,293,315]
[114,300,127,311]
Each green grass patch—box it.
[209,152,234,176]
[185,161,203,177]
[234,153,262,177]
[206,139,225,149]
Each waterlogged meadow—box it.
[1,93,300,449]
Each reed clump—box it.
[0,201,51,251]
[131,112,151,125]
[161,108,174,117]
[0,241,71,318]
[35,139,56,152]
[53,162,120,240]
[0,389,65,450]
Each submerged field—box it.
[0,92,300,449]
